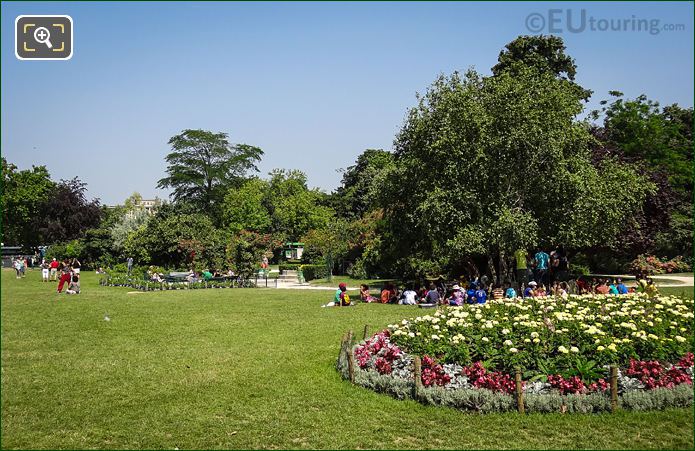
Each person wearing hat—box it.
[448,285,464,306]
[322,282,348,307]
[523,281,537,298]
[335,283,350,306]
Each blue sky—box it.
[2,1,693,205]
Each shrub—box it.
[300,264,328,281]
[629,254,692,275]
[279,264,301,272]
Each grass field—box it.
[2,269,693,449]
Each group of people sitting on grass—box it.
[325,273,656,307]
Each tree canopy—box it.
[374,66,651,279]
[157,129,263,223]
[2,158,56,247]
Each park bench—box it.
[164,272,190,283]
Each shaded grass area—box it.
[2,269,693,449]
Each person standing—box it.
[49,258,59,281]
[41,260,50,282]
[127,257,133,275]
[13,258,22,279]
[534,248,550,285]
[514,249,528,288]
[57,260,73,294]
[71,258,81,277]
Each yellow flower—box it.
[570,346,579,353]
[597,345,605,351]
[607,343,618,352]
[558,346,569,354]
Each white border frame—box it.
[15,15,73,61]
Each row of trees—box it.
[3,35,691,280]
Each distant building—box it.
[124,198,161,219]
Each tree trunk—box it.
[499,250,508,285]
[487,253,497,285]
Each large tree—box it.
[157,129,263,222]
[265,169,333,241]
[222,178,271,234]
[375,64,651,280]
[591,93,693,259]
[492,35,591,100]
[332,149,394,218]
[35,177,103,245]
[2,158,56,247]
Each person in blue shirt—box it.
[466,282,477,304]
[523,281,537,298]
[534,249,550,285]
[608,279,619,295]
[616,278,629,295]
[475,284,488,304]
[504,281,517,298]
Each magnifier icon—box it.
[33,27,53,49]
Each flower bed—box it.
[99,274,256,290]
[337,293,694,413]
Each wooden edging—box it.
[610,365,619,413]
[515,367,525,414]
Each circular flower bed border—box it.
[336,329,694,414]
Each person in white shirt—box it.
[400,288,418,305]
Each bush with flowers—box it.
[629,254,691,274]
[341,293,694,412]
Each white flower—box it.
[597,345,605,351]
[431,334,440,340]
[675,336,686,343]
[482,337,489,342]
[530,332,539,338]
[408,332,415,338]
[504,340,513,346]
[524,338,531,343]
[509,348,518,353]
[502,328,510,335]
[558,346,569,354]
[533,338,540,344]
[432,324,440,330]
[570,346,579,353]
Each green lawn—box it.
[308,275,392,288]
[659,286,694,299]
[2,270,693,450]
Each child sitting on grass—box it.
[322,283,352,307]
[66,275,80,295]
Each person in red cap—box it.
[335,282,351,306]
[322,283,351,307]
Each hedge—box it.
[279,264,301,272]
[300,264,329,281]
